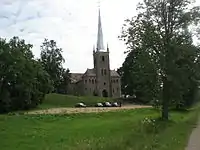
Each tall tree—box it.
[120,0,200,119]
[40,39,67,93]
[117,48,161,104]
[57,68,71,94]
[0,37,53,113]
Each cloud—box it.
[0,0,144,72]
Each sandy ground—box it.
[26,105,151,115]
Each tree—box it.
[58,68,71,94]
[120,0,200,119]
[117,48,161,104]
[39,39,68,93]
[0,37,53,113]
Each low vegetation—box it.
[0,107,199,150]
[39,93,115,109]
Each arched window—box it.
[101,69,104,76]
[94,59,96,66]
[92,79,94,84]
[102,56,105,62]
[104,69,107,75]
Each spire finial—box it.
[96,3,105,51]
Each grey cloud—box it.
[0,0,136,72]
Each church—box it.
[68,9,121,98]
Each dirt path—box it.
[185,119,200,150]
[26,105,151,115]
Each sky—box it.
[0,0,199,73]
[0,0,141,73]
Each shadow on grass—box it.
[170,108,190,113]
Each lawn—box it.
[0,108,198,150]
[39,93,114,109]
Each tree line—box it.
[1,0,200,120]
[118,0,200,119]
[0,37,70,113]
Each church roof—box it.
[83,69,120,77]
[70,69,120,83]
[84,69,96,76]
[70,73,83,83]
[110,70,120,77]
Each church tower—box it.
[93,9,112,97]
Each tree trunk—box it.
[162,77,169,120]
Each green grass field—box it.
[0,107,198,150]
[39,93,114,109]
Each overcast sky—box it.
[0,0,141,73]
[0,0,199,73]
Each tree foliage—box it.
[117,48,161,104]
[39,39,70,93]
[0,37,53,113]
[120,0,200,119]
[58,68,71,94]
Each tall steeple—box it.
[96,8,105,51]
[107,43,109,52]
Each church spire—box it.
[96,8,105,51]
[107,43,109,52]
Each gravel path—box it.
[185,119,200,150]
[26,105,151,115]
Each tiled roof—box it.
[110,70,120,77]
[70,73,83,83]
[71,69,120,81]
[83,69,96,76]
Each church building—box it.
[68,9,121,98]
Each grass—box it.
[0,107,199,150]
[38,93,115,109]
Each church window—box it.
[113,88,115,93]
[94,59,96,66]
[104,69,107,75]
[92,79,94,84]
[116,79,118,83]
[95,79,97,83]
[102,56,105,62]
[85,80,87,83]
[89,79,91,83]
[104,82,106,85]
[101,69,104,76]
